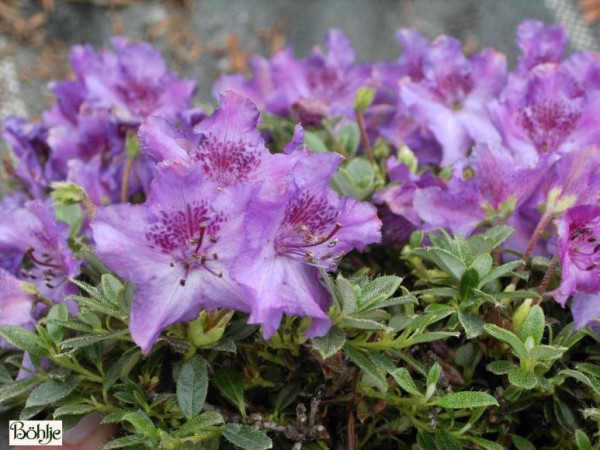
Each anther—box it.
[585,262,598,271]
[180,278,186,286]
[327,238,338,248]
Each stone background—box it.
[0,0,599,446]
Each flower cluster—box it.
[216,20,599,326]
[1,19,599,357]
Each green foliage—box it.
[0,225,598,450]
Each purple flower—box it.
[571,293,600,332]
[551,204,600,308]
[490,63,600,165]
[2,117,57,198]
[140,92,286,190]
[0,268,35,348]
[70,37,196,124]
[214,30,371,119]
[0,200,81,304]
[91,162,252,353]
[515,20,567,74]
[234,139,381,338]
[412,143,546,236]
[399,36,506,166]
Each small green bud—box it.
[50,181,87,205]
[409,230,424,248]
[188,309,234,347]
[354,87,375,112]
[125,132,141,159]
[512,298,533,333]
[397,145,418,173]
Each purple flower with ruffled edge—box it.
[399,36,506,167]
[2,118,57,199]
[0,200,81,304]
[214,30,371,120]
[490,62,600,166]
[412,143,547,237]
[140,91,294,191]
[515,20,567,74]
[70,37,196,124]
[0,268,35,348]
[233,128,382,338]
[91,162,252,353]
[549,204,600,331]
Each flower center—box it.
[275,192,345,268]
[145,202,224,285]
[569,221,600,273]
[194,133,262,188]
[517,98,580,153]
[21,248,62,289]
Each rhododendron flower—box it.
[491,63,600,165]
[515,20,567,74]
[234,137,381,338]
[214,30,371,119]
[0,200,80,304]
[549,204,600,332]
[70,37,195,124]
[399,36,506,167]
[92,162,252,353]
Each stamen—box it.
[26,248,61,269]
[180,278,186,286]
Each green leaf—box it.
[0,325,47,355]
[483,324,527,360]
[458,311,485,339]
[47,304,69,344]
[103,434,153,449]
[312,326,345,359]
[468,225,513,255]
[575,429,593,450]
[529,345,567,361]
[175,411,224,437]
[122,410,160,439]
[511,435,536,450]
[214,369,246,417]
[507,368,537,390]
[486,360,517,375]
[26,376,80,408]
[454,234,474,266]
[478,261,522,287]
[459,268,479,300]
[222,423,273,450]
[426,363,442,389]
[518,305,545,345]
[471,253,493,279]
[336,275,358,314]
[434,431,462,450]
[54,403,96,418]
[404,331,460,346]
[61,329,129,349]
[103,349,141,392]
[466,436,504,450]
[337,122,361,155]
[433,391,498,409]
[560,369,600,396]
[177,355,209,420]
[356,275,402,312]
[344,343,388,392]
[341,317,388,330]
[390,368,422,396]
[304,131,328,153]
[411,247,466,280]
[274,382,301,414]
[101,274,123,305]
[0,377,40,403]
